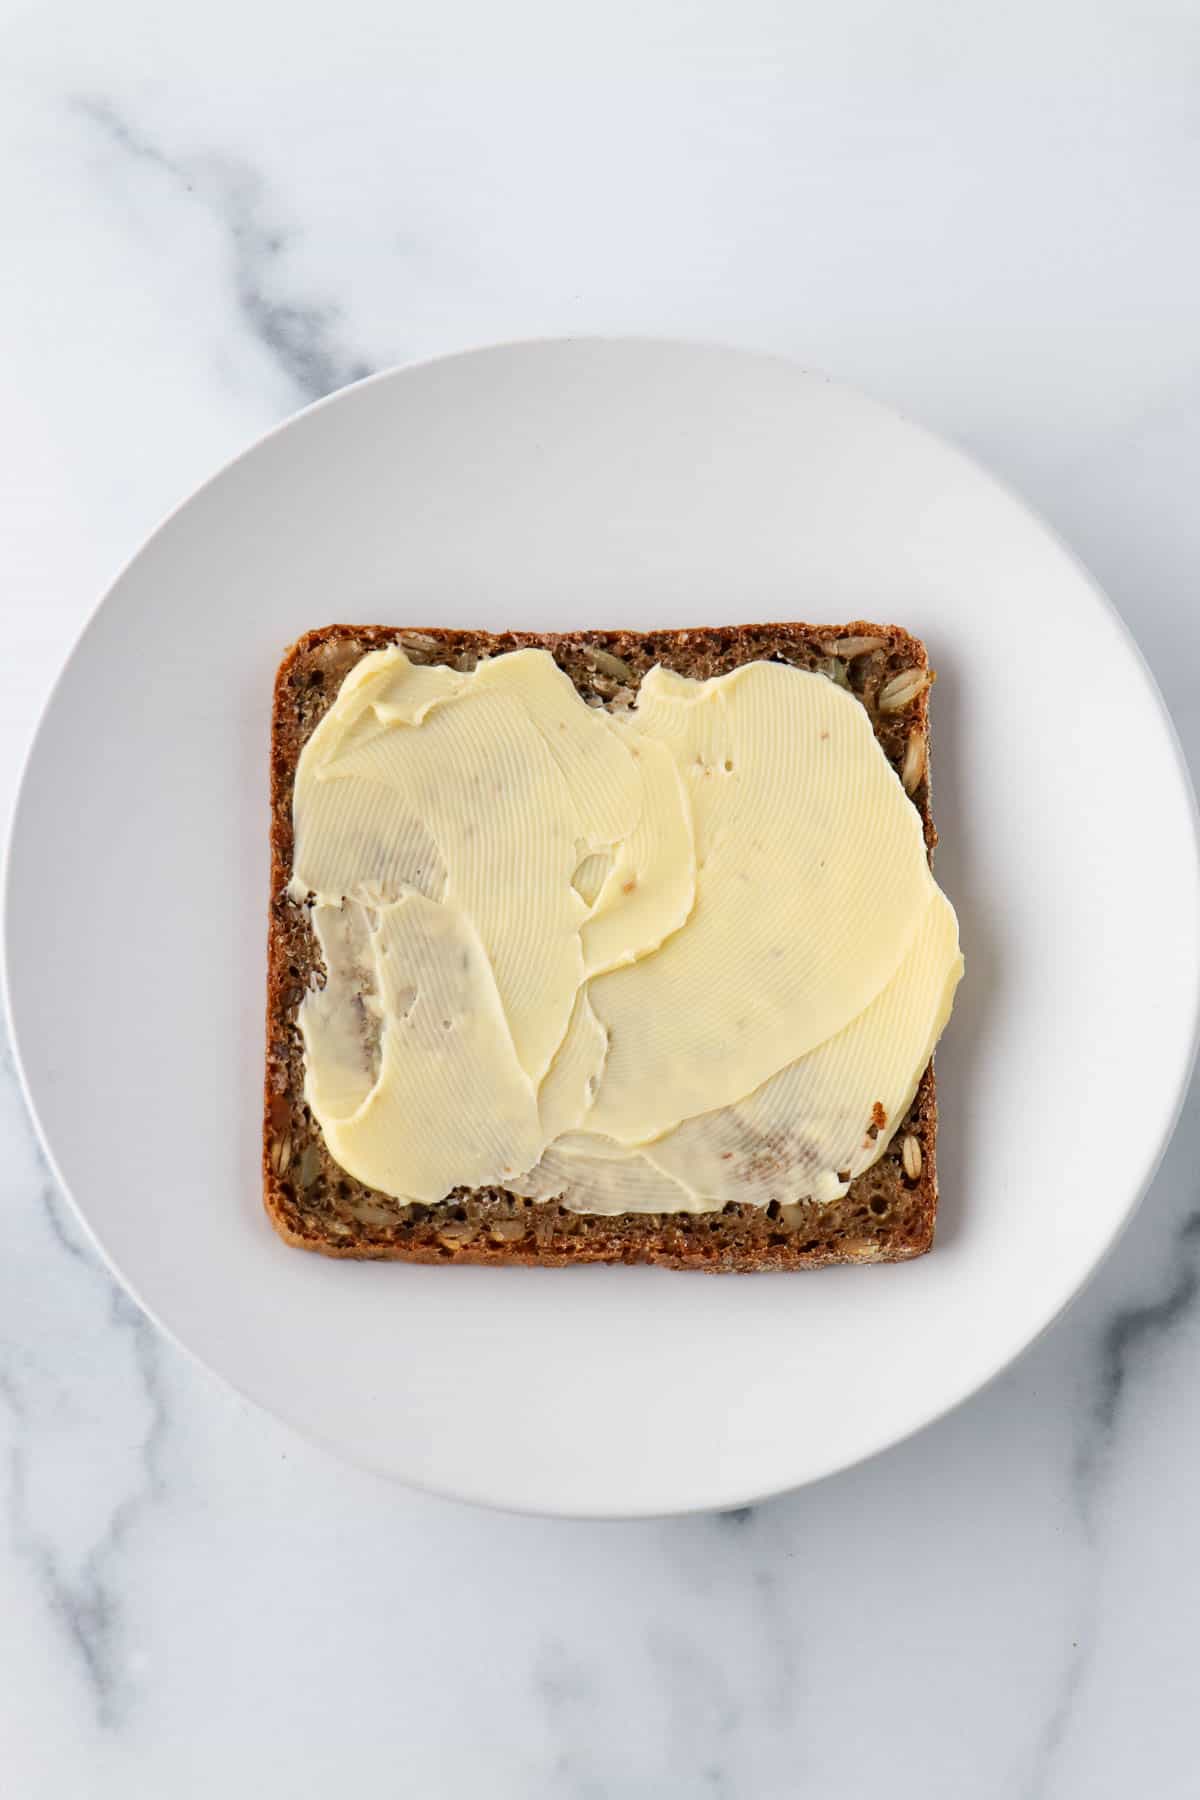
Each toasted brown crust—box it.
[265,623,942,1270]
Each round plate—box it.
[5,340,1198,1517]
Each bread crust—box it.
[265,623,941,1270]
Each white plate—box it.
[5,340,1198,1517]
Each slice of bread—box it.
[265,623,941,1270]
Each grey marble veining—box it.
[1087,1199,1200,1459]
[3,2,1200,1792]
[1023,1107,1200,1797]
[76,96,374,405]
[0,1049,166,1727]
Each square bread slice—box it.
[265,623,941,1270]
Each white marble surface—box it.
[2,1,1199,1791]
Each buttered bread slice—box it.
[265,623,962,1270]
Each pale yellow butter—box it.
[291,645,962,1213]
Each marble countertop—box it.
[3,3,1199,1793]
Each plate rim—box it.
[4,334,1199,1518]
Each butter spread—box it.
[291,646,963,1212]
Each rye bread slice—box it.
[265,623,941,1270]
